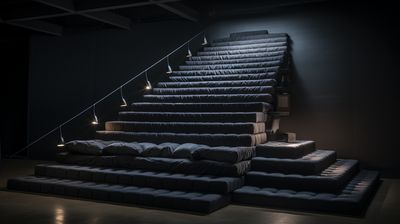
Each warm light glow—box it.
[186,49,192,58]
[92,114,99,125]
[145,80,152,90]
[120,98,128,107]
[54,206,64,224]
[57,143,65,147]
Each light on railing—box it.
[144,71,152,90]
[119,87,128,107]
[57,126,65,147]
[186,44,192,58]
[91,105,99,125]
[166,56,173,74]
[202,35,208,46]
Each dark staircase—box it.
[7,30,379,214]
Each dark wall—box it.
[206,2,400,175]
[0,26,29,159]
[27,20,202,159]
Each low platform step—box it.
[211,36,287,47]
[34,164,243,194]
[190,51,285,61]
[204,42,286,52]
[171,67,279,76]
[178,61,281,71]
[106,121,265,134]
[251,150,337,175]
[141,94,273,103]
[130,102,271,112]
[256,140,316,159]
[7,176,230,214]
[245,159,359,192]
[96,131,267,147]
[197,46,287,56]
[233,170,379,214]
[157,79,277,88]
[119,111,267,122]
[185,56,284,65]
[152,86,274,95]
[169,73,276,82]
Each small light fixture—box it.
[186,44,192,58]
[57,126,65,148]
[145,71,152,90]
[91,104,99,125]
[120,87,128,107]
[202,35,208,46]
[166,56,173,74]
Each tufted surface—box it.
[256,140,316,158]
[130,102,271,112]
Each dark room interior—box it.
[1,0,399,223]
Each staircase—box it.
[7,30,379,214]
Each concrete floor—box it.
[0,159,399,224]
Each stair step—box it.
[169,73,276,82]
[130,102,271,112]
[256,140,316,158]
[178,61,281,71]
[197,46,287,56]
[106,121,265,134]
[34,164,244,194]
[7,176,230,213]
[119,111,267,122]
[185,56,284,65]
[245,159,359,192]
[230,30,268,38]
[171,67,279,76]
[157,79,277,88]
[213,33,288,43]
[251,150,337,175]
[233,170,380,214]
[190,51,285,61]
[141,94,273,103]
[152,86,274,95]
[204,42,287,52]
[96,131,267,147]
[211,37,288,47]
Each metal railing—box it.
[8,30,206,158]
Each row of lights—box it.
[57,35,208,147]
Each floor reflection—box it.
[54,205,64,224]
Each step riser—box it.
[171,67,279,76]
[211,37,288,47]
[185,56,284,65]
[204,42,287,51]
[34,165,244,194]
[245,160,359,193]
[119,112,267,122]
[141,94,273,103]
[179,61,281,71]
[105,122,266,134]
[197,46,287,56]
[190,51,285,61]
[152,87,274,95]
[96,132,267,147]
[7,177,231,213]
[169,73,277,82]
[130,103,271,112]
[157,80,277,88]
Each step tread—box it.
[96,131,267,147]
[204,42,287,52]
[245,159,359,192]
[190,51,285,61]
[251,150,337,175]
[232,170,380,214]
[185,56,284,65]
[130,102,271,112]
[157,79,277,88]
[141,94,274,103]
[213,33,288,43]
[152,86,274,95]
[197,46,287,56]
[7,176,230,213]
[34,164,243,194]
[105,121,266,134]
[171,67,279,76]
[211,37,288,47]
[179,61,281,70]
[256,140,316,159]
[169,73,277,82]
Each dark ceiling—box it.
[0,0,331,36]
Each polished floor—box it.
[0,159,399,224]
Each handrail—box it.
[9,30,205,158]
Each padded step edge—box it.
[157,79,277,88]
[211,37,288,47]
[130,102,271,112]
